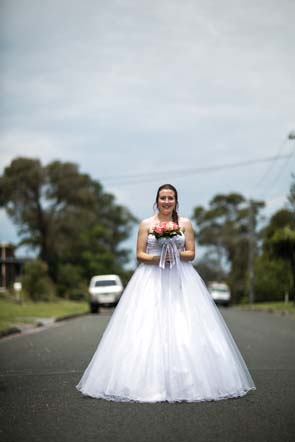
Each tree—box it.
[0,157,136,291]
[21,259,55,301]
[253,255,289,302]
[192,193,264,303]
[270,227,295,302]
[261,209,295,247]
[256,185,295,303]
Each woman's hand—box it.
[151,255,160,265]
[136,220,161,265]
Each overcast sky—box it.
[1,0,294,264]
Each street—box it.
[0,307,294,442]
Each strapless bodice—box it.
[146,233,185,255]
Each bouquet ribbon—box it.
[159,237,180,269]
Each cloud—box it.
[0,0,294,260]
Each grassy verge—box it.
[238,301,295,315]
[0,298,89,331]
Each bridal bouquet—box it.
[151,222,182,269]
[152,221,182,240]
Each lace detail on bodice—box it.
[146,233,185,256]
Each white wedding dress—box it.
[76,233,256,403]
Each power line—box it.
[254,137,289,188]
[254,135,295,193]
[268,142,295,188]
[101,153,293,186]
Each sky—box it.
[1,0,295,266]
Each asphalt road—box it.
[0,307,294,442]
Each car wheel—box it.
[90,302,99,314]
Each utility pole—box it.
[248,200,255,304]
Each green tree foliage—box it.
[253,255,290,302]
[56,264,85,300]
[270,227,295,301]
[255,176,295,302]
[21,259,55,301]
[0,157,137,294]
[261,209,295,249]
[192,193,264,303]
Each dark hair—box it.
[154,184,179,224]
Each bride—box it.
[76,184,256,403]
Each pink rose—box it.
[152,221,180,238]
[166,221,178,231]
[154,225,164,234]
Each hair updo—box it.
[153,183,179,224]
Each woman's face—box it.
[157,189,176,217]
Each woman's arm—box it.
[179,218,195,262]
[136,220,160,264]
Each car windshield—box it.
[212,288,228,293]
[95,280,117,287]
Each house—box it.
[0,242,28,290]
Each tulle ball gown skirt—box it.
[76,261,256,403]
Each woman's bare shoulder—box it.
[178,217,193,231]
[178,216,192,225]
[139,216,156,231]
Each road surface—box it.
[0,307,294,442]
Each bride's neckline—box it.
[153,217,173,223]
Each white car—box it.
[208,282,231,306]
[89,274,124,313]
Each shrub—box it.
[56,264,84,299]
[21,259,55,301]
[253,255,290,302]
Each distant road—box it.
[0,307,294,442]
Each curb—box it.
[236,306,295,318]
[0,311,88,339]
[54,311,88,322]
[0,326,22,339]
